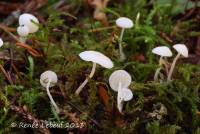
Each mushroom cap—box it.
[152,46,172,57]
[109,70,132,92]
[116,17,134,29]
[121,88,133,101]
[0,38,3,47]
[17,25,29,37]
[117,87,133,113]
[19,13,39,33]
[173,44,188,57]
[79,51,113,69]
[40,70,58,88]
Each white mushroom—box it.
[17,25,29,43]
[40,70,59,113]
[116,17,134,61]
[116,17,134,29]
[19,13,39,33]
[117,87,133,113]
[75,51,113,95]
[167,44,188,81]
[109,70,133,113]
[109,70,132,91]
[152,46,172,81]
[0,38,3,47]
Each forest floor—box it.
[0,0,200,134]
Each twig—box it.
[180,0,198,21]
[16,42,42,57]
[89,26,116,33]
[66,101,102,128]
[0,24,19,42]
[10,105,50,134]
[0,64,13,84]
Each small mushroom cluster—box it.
[152,44,188,81]
[40,50,134,114]
[35,15,190,116]
[152,46,172,81]
[17,13,39,43]
[109,70,133,113]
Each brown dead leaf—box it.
[130,53,146,63]
[86,0,109,26]
[112,103,126,127]
[97,84,110,110]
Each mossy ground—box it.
[0,0,200,133]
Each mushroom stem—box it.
[119,28,126,61]
[154,57,163,81]
[167,53,181,81]
[19,36,26,43]
[75,62,97,95]
[117,82,123,113]
[46,78,60,113]
[154,67,162,81]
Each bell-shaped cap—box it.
[109,70,132,92]
[40,70,58,88]
[17,25,29,37]
[79,51,113,69]
[116,17,134,29]
[173,44,188,57]
[121,88,133,101]
[152,46,172,57]
[0,38,3,47]
[19,13,39,33]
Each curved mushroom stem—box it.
[167,53,181,81]
[154,67,162,81]
[117,82,124,113]
[163,57,169,74]
[119,28,126,61]
[75,62,97,96]
[154,57,163,81]
[46,78,60,113]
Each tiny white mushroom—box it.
[75,51,113,95]
[19,13,39,33]
[17,25,29,43]
[167,44,188,81]
[152,46,172,81]
[40,70,59,113]
[109,70,132,92]
[116,17,134,61]
[0,38,3,47]
[109,70,133,113]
